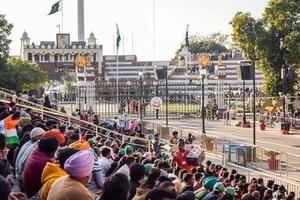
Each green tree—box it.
[174,32,229,60]
[0,14,13,64]
[46,73,65,91]
[0,58,47,92]
[231,0,300,95]
[64,72,76,93]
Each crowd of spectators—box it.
[0,101,298,200]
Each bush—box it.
[265,150,280,160]
[202,135,214,143]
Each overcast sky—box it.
[1,0,268,61]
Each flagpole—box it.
[113,34,116,55]
[122,34,125,55]
[61,0,64,32]
[116,45,119,113]
[153,0,156,61]
[131,33,134,55]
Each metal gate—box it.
[94,82,203,120]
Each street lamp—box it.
[126,80,131,113]
[138,70,144,120]
[199,67,208,134]
[153,81,159,120]
[198,54,210,134]
[281,66,287,132]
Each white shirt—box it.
[115,164,130,180]
[98,156,113,177]
[15,141,36,179]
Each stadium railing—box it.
[0,90,152,152]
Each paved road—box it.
[149,119,300,155]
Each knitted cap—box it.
[202,176,218,190]
[30,127,45,139]
[125,145,133,153]
[214,182,225,192]
[118,148,126,155]
[144,163,152,172]
[225,187,235,196]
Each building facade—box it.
[20,31,103,82]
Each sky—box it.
[1,0,268,61]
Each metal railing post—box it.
[41,106,44,120]
[279,153,282,177]
[286,153,289,177]
[148,140,151,152]
[261,147,263,169]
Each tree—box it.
[46,73,65,91]
[64,72,76,93]
[0,58,47,92]
[0,14,13,64]
[231,0,300,95]
[174,32,229,61]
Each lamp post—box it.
[126,80,131,113]
[138,70,143,120]
[200,68,207,134]
[165,66,169,126]
[252,62,256,146]
[279,38,288,133]
[242,80,246,125]
[281,66,286,131]
[198,54,210,134]
[153,81,159,120]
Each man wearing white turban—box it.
[47,150,95,200]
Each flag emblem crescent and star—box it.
[116,24,121,50]
[48,0,62,15]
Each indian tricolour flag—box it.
[116,24,121,50]
[0,116,20,145]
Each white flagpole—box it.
[117,44,119,113]
[153,0,156,61]
[116,24,119,113]
[122,34,125,55]
[132,33,134,55]
[113,34,116,54]
[61,0,64,32]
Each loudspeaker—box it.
[155,67,168,80]
[237,62,254,80]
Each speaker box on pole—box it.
[155,67,168,80]
[237,62,254,80]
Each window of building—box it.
[93,53,97,62]
[28,53,32,61]
[44,54,50,61]
[54,54,59,62]
[34,54,39,62]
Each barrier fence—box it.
[143,121,300,192]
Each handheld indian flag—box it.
[116,24,121,50]
[0,115,20,145]
[48,0,62,15]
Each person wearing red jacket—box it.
[22,137,58,198]
[173,139,192,172]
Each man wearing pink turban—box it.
[47,150,95,200]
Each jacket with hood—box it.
[40,162,67,200]
[22,149,53,198]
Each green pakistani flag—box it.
[116,24,121,50]
[48,0,62,15]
